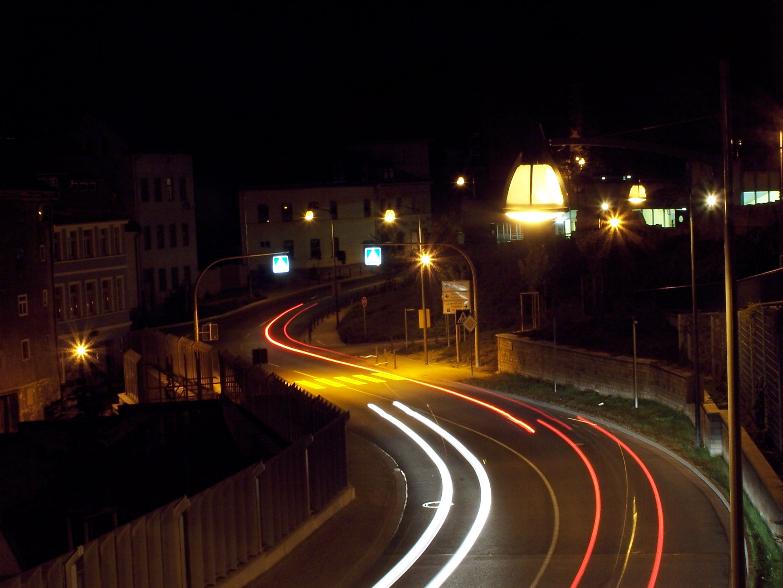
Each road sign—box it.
[364,246,382,266]
[463,316,476,332]
[199,322,219,341]
[272,254,290,274]
[441,280,471,314]
[418,308,431,329]
[361,296,367,308]
[457,311,467,325]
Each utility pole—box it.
[721,58,745,588]
[689,188,703,446]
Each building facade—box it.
[52,217,138,384]
[0,188,60,430]
[130,154,198,310]
[239,181,431,276]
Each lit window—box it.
[17,294,28,317]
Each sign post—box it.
[361,296,368,340]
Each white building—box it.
[238,181,431,276]
[130,154,198,309]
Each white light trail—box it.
[368,403,454,588]
[394,401,492,588]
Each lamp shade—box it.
[504,163,567,222]
[627,184,647,206]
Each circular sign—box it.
[361,296,368,308]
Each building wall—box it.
[52,219,138,383]
[131,154,198,308]
[0,192,60,426]
[496,332,693,412]
[239,183,431,273]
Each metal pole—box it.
[721,59,745,588]
[632,318,638,409]
[193,251,287,341]
[689,189,703,446]
[419,217,428,365]
[332,220,339,327]
[404,309,409,349]
[455,316,460,364]
[362,305,367,340]
[553,317,557,395]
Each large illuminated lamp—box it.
[504,163,567,223]
[627,184,647,206]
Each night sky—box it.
[3,2,780,182]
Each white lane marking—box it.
[368,403,453,588]
[394,401,492,588]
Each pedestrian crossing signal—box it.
[364,246,382,266]
[272,254,290,274]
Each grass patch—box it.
[463,372,783,586]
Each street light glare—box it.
[706,193,718,208]
[72,342,90,360]
[608,216,621,229]
[600,201,610,211]
[419,252,432,267]
[304,209,315,221]
[383,209,396,223]
[456,176,466,187]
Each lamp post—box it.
[305,210,340,327]
[384,209,430,365]
[193,251,287,342]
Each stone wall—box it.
[497,333,693,413]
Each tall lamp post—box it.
[194,251,287,342]
[304,210,340,327]
[383,209,430,364]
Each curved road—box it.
[204,293,729,586]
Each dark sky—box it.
[2,2,780,178]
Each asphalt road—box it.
[195,292,730,587]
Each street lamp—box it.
[194,251,287,341]
[455,175,477,199]
[384,209,430,364]
[304,210,340,327]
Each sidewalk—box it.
[245,431,405,588]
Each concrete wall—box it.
[496,333,693,412]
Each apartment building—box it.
[52,215,138,384]
[130,154,198,309]
[0,187,60,430]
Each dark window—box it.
[158,268,167,292]
[68,231,78,259]
[112,226,122,253]
[157,225,165,249]
[143,268,154,287]
[171,267,179,288]
[165,177,174,201]
[21,339,30,361]
[363,198,371,217]
[179,177,188,201]
[54,285,64,320]
[140,178,150,202]
[181,223,190,247]
[82,230,93,257]
[329,200,338,219]
[283,239,294,258]
[99,228,109,256]
[310,238,321,260]
[53,232,62,261]
[332,237,340,258]
[143,226,151,250]
[257,204,270,223]
[169,223,177,247]
[183,266,191,284]
[154,177,162,201]
[281,202,293,222]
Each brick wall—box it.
[497,333,693,413]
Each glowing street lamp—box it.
[600,201,610,212]
[504,162,567,222]
[627,183,647,206]
[456,176,466,187]
[607,216,622,230]
[71,341,90,361]
[304,209,315,221]
[419,252,432,267]
[706,193,719,208]
[383,209,396,224]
